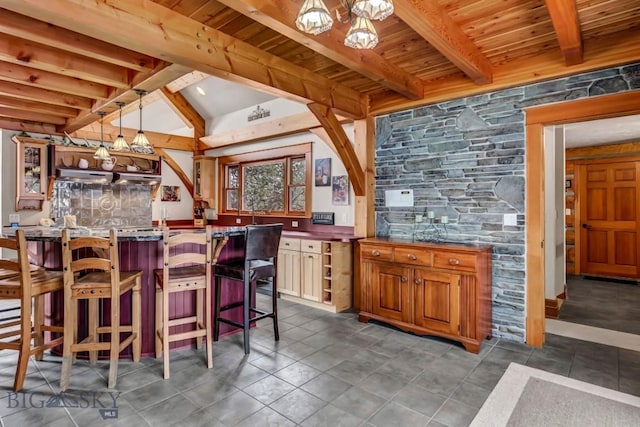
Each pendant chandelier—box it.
[131,89,150,148]
[93,111,110,160]
[111,101,129,151]
[296,0,394,49]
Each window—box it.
[219,144,311,217]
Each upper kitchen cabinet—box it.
[13,136,47,211]
[193,156,216,209]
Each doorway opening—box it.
[524,90,640,347]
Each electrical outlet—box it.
[292,220,299,228]
[504,214,517,226]
[235,218,242,224]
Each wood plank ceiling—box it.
[0,0,638,142]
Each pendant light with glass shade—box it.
[296,0,394,49]
[111,101,129,151]
[93,111,111,160]
[131,89,150,148]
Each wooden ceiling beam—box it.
[307,103,364,196]
[0,33,130,89]
[0,116,56,134]
[159,87,204,134]
[1,0,366,119]
[74,123,195,151]
[0,94,79,117]
[370,29,640,115]
[394,0,493,85]
[61,63,191,133]
[0,106,66,125]
[544,0,583,66]
[0,61,109,99]
[0,8,155,72]
[216,0,423,100]
[0,80,92,110]
[200,111,352,149]
[165,71,209,93]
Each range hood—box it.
[56,168,160,185]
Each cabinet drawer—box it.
[394,247,432,266]
[301,239,322,254]
[280,238,301,251]
[360,244,393,262]
[433,252,477,271]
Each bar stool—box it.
[154,226,227,379]
[213,223,283,354]
[0,230,64,391]
[59,229,142,391]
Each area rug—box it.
[470,363,640,426]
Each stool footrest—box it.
[166,329,206,343]
[168,316,198,327]
[216,317,244,329]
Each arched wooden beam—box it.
[155,147,194,197]
[307,103,365,196]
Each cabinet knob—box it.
[407,254,417,261]
[371,250,380,256]
[414,278,421,285]
[448,258,460,265]
[401,276,408,282]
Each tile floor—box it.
[1,294,639,427]
[559,275,640,335]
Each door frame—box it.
[525,90,640,347]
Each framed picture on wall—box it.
[161,185,181,202]
[314,158,331,186]
[332,175,349,205]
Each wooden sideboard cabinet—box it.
[358,238,492,353]
[277,237,352,313]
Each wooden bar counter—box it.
[2,225,246,357]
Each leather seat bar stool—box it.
[214,223,283,354]
[154,226,227,379]
[60,228,142,391]
[0,230,64,391]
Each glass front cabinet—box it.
[14,136,47,210]
[193,155,216,209]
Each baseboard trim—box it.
[545,298,563,318]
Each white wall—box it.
[152,149,194,221]
[544,126,566,299]
[206,100,356,226]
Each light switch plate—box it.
[235,218,242,224]
[504,213,517,226]
[291,220,298,228]
[565,208,572,216]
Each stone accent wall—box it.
[375,63,640,342]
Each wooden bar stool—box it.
[154,226,227,379]
[214,223,283,354]
[0,230,64,391]
[59,229,142,391]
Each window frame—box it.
[218,143,312,218]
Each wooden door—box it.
[276,249,301,297]
[370,263,411,323]
[579,160,640,278]
[413,269,460,335]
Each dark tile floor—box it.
[559,275,640,335]
[1,294,639,427]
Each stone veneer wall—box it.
[375,63,640,341]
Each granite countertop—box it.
[1,226,246,242]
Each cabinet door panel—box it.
[277,250,301,297]
[371,263,411,323]
[302,252,322,301]
[414,269,459,334]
